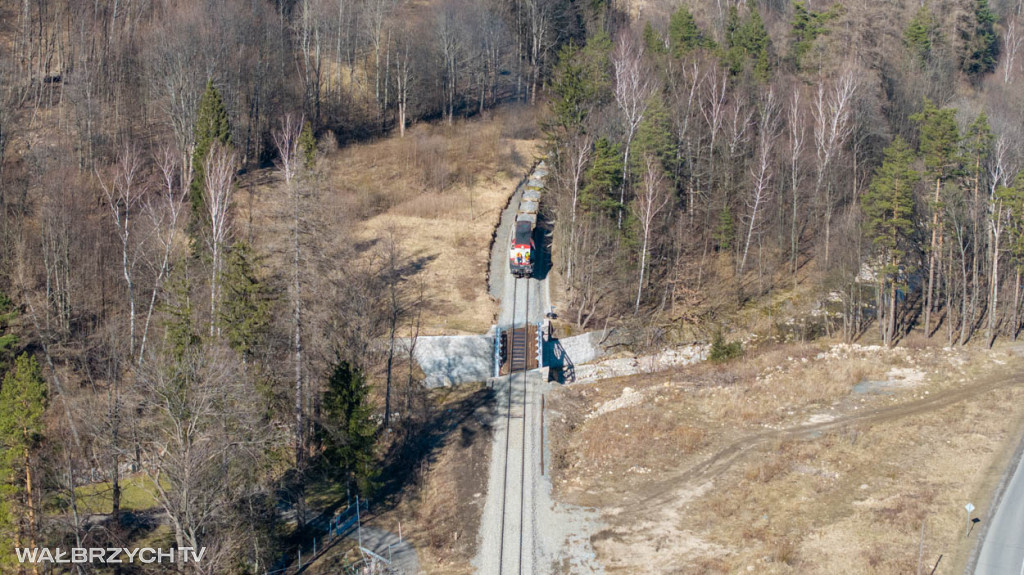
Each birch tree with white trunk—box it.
[560,131,593,284]
[740,88,781,275]
[812,69,856,264]
[98,144,146,359]
[1004,16,1022,84]
[634,154,670,313]
[272,114,305,465]
[612,31,652,228]
[788,88,807,275]
[204,144,236,339]
[139,147,190,364]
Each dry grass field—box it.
[548,341,1024,573]
[244,107,543,336]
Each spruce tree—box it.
[791,2,842,70]
[220,242,273,361]
[668,7,713,57]
[724,6,746,74]
[904,5,937,65]
[190,80,232,227]
[862,137,919,346]
[161,264,201,363]
[550,42,594,133]
[319,361,378,496]
[724,5,772,80]
[959,0,999,79]
[631,94,675,176]
[715,206,735,252]
[299,121,317,171]
[643,22,666,55]
[582,137,622,216]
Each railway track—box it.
[497,277,530,575]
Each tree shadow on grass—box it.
[376,385,499,507]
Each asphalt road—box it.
[973,435,1024,575]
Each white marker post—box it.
[965,503,975,537]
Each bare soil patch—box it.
[548,342,1024,573]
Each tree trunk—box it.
[635,232,648,313]
[925,177,941,336]
[989,227,1000,346]
[887,279,897,347]
[293,211,303,466]
[1014,270,1021,340]
[24,435,39,575]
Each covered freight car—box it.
[509,162,547,278]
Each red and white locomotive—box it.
[509,162,547,278]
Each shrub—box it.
[709,330,743,362]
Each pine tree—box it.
[220,242,273,361]
[913,99,960,185]
[999,172,1024,337]
[0,495,13,570]
[912,98,960,335]
[190,80,232,228]
[319,361,378,496]
[582,137,622,216]
[959,0,999,79]
[0,353,47,567]
[0,292,17,376]
[862,137,919,346]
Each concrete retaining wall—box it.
[401,335,495,388]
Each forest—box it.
[0,0,1022,572]
[546,0,1024,352]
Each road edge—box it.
[963,399,1024,574]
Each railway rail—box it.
[498,277,530,574]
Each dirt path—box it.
[624,368,1024,514]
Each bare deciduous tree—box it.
[98,145,146,359]
[273,114,306,464]
[812,69,856,264]
[1004,16,1022,84]
[788,88,807,276]
[612,31,652,228]
[204,144,237,338]
[139,146,191,364]
[560,131,594,284]
[740,88,781,275]
[634,154,670,313]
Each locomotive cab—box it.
[509,219,534,278]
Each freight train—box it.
[509,161,547,278]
